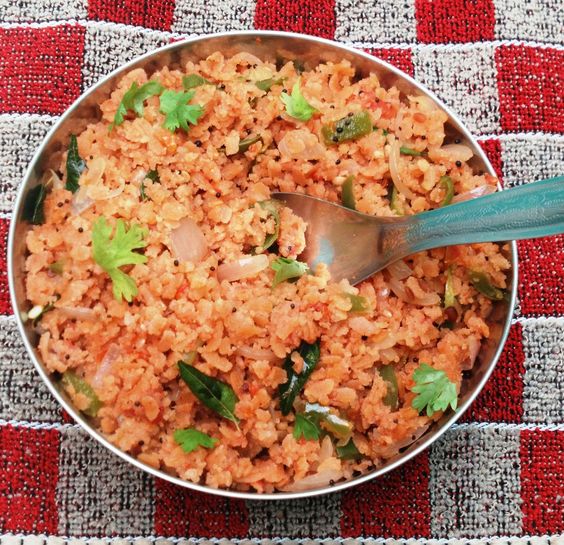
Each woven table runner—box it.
[0,0,563,543]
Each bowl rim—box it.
[8,29,518,501]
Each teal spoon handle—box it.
[402,176,564,253]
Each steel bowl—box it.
[8,30,518,500]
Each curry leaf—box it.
[22,184,47,225]
[178,361,239,425]
[279,340,320,415]
[145,169,160,183]
[65,135,85,194]
[140,169,160,201]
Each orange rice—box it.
[24,52,510,492]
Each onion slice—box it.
[42,169,63,190]
[92,343,121,388]
[318,435,335,464]
[388,277,440,306]
[451,184,496,204]
[463,336,482,370]
[389,139,416,200]
[170,218,208,264]
[386,259,412,280]
[229,52,263,67]
[217,254,269,282]
[439,144,473,162]
[59,306,97,322]
[71,186,94,215]
[284,469,343,492]
[236,345,278,362]
[396,425,430,450]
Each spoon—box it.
[272,175,564,285]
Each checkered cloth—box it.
[0,0,563,543]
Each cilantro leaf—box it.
[159,89,204,132]
[280,78,316,121]
[113,80,164,127]
[411,363,458,417]
[293,413,321,441]
[92,217,148,302]
[66,135,85,194]
[271,257,309,287]
[174,428,218,453]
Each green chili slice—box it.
[303,402,353,440]
[400,146,424,156]
[390,185,404,215]
[468,270,505,301]
[444,266,457,308]
[321,111,372,145]
[183,350,198,365]
[182,74,211,90]
[342,293,370,313]
[239,134,263,153]
[379,365,399,410]
[62,371,102,417]
[256,77,285,92]
[336,438,363,460]
[341,175,356,210]
[258,199,281,250]
[439,175,454,207]
[48,261,64,275]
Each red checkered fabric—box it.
[1,0,563,542]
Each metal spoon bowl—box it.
[274,175,564,284]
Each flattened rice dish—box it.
[23,52,510,492]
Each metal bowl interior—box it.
[8,30,517,500]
